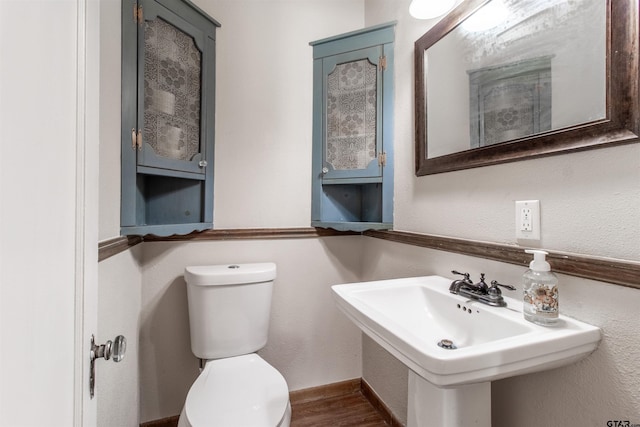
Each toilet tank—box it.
[184,263,276,360]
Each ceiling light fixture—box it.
[461,0,508,31]
[409,0,456,20]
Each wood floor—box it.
[291,390,389,427]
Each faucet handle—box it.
[451,270,472,283]
[490,280,516,291]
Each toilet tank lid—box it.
[185,263,276,286]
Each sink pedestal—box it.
[408,371,491,427]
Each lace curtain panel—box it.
[144,18,202,161]
[326,59,377,170]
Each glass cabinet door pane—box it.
[143,17,202,162]
[326,59,377,171]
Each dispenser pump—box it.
[525,249,550,272]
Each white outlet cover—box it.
[515,200,540,241]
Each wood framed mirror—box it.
[415,0,639,176]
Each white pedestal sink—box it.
[331,276,601,427]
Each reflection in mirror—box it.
[467,56,553,149]
[415,0,639,175]
[427,0,605,158]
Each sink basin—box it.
[331,275,601,387]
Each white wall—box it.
[98,0,122,241]
[97,247,143,426]
[203,0,365,228]
[95,1,144,425]
[0,0,81,425]
[362,0,640,425]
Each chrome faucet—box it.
[449,270,516,307]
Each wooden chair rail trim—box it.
[98,227,356,261]
[98,228,639,290]
[98,235,143,262]
[143,227,358,242]
[364,230,640,290]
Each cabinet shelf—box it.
[137,166,207,181]
[322,177,383,185]
[311,221,392,233]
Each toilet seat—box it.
[182,353,290,427]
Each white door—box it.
[0,1,99,426]
[76,0,101,425]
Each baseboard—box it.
[289,378,362,405]
[140,415,179,427]
[289,378,404,426]
[361,378,405,427]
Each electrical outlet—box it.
[515,200,540,240]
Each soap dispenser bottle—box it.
[523,250,559,326]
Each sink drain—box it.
[437,339,457,349]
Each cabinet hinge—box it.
[133,4,143,24]
[378,151,387,167]
[131,128,142,150]
[379,56,387,71]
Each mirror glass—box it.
[415,0,639,176]
[426,0,605,158]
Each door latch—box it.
[90,334,126,399]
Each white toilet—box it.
[178,263,291,427]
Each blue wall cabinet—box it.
[121,0,220,236]
[310,23,395,232]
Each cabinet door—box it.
[136,0,208,177]
[321,46,384,181]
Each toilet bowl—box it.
[178,354,291,427]
[178,263,291,427]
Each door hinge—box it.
[133,4,143,24]
[378,151,387,167]
[379,56,387,71]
